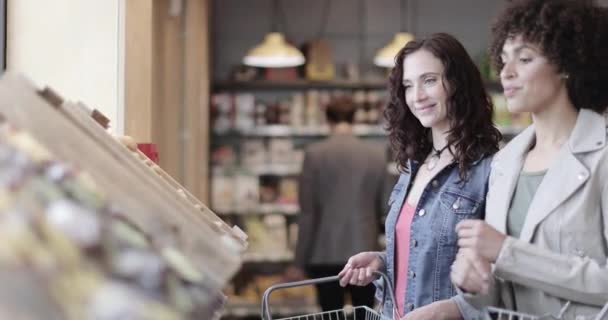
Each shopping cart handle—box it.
[260,271,396,320]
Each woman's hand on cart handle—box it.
[338,251,384,287]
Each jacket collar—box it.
[568,109,607,153]
[496,109,606,163]
[488,109,607,241]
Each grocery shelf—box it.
[245,164,301,176]
[243,252,294,263]
[214,124,523,138]
[257,203,299,214]
[216,204,300,216]
[213,79,501,92]
[227,124,387,137]
[213,79,387,91]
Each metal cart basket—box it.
[261,271,397,320]
[482,301,608,320]
[261,271,608,320]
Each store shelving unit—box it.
[210,78,523,319]
[217,203,300,217]
[213,79,388,91]
[210,79,392,318]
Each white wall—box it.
[6,0,125,133]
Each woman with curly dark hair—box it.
[451,0,608,319]
[338,33,501,319]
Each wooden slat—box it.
[0,73,242,289]
[64,103,244,239]
[61,100,242,246]
[184,0,210,202]
[125,0,154,142]
[152,0,184,181]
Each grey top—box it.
[507,170,547,239]
[294,132,388,267]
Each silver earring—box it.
[561,74,570,80]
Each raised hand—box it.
[455,219,506,262]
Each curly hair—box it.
[490,0,608,113]
[385,33,502,179]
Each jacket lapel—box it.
[519,148,588,241]
[487,127,534,233]
[519,109,606,242]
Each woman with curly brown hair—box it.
[337,32,501,319]
[451,0,608,319]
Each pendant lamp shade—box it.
[243,32,305,68]
[373,32,414,68]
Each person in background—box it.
[338,33,502,319]
[450,1,608,319]
[284,96,388,317]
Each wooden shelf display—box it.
[0,73,247,319]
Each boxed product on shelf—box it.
[241,140,267,166]
[259,176,280,204]
[211,144,237,167]
[233,174,260,212]
[211,171,236,213]
[234,93,256,131]
[365,90,385,124]
[289,93,305,127]
[268,138,295,164]
[243,214,291,260]
[305,90,322,126]
[277,178,298,205]
[263,214,290,254]
[254,102,268,126]
[211,93,234,134]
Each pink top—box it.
[394,201,416,317]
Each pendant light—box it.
[374,0,415,68]
[243,0,305,68]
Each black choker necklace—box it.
[427,145,449,170]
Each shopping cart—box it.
[261,270,608,320]
[261,271,397,320]
[482,301,608,320]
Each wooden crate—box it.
[0,72,245,290]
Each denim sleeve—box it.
[373,251,388,301]
[452,290,484,320]
[453,275,503,320]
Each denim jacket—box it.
[374,156,493,317]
